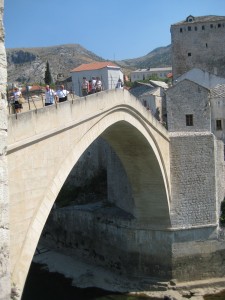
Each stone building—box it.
[166,79,211,133]
[171,15,225,80]
[129,81,168,123]
[210,84,225,142]
[168,68,225,143]
[175,68,225,88]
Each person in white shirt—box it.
[95,77,102,92]
[115,78,123,89]
[11,87,23,113]
[56,85,69,102]
[45,85,56,106]
[91,77,96,94]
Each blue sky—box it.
[4,0,225,60]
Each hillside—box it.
[119,44,172,69]
[6,44,105,84]
[6,44,172,84]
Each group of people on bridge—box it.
[9,77,124,114]
[81,76,103,96]
[10,85,70,113]
[44,84,70,106]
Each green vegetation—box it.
[124,74,170,89]
[44,61,53,85]
[220,198,225,227]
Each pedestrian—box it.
[81,77,89,96]
[45,85,56,106]
[55,85,69,102]
[11,87,23,113]
[95,77,102,92]
[115,78,123,89]
[88,80,92,94]
[91,77,96,94]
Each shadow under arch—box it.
[102,120,171,227]
[14,107,171,295]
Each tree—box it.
[44,61,52,85]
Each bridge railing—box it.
[7,89,169,148]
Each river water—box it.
[22,262,158,300]
[21,262,225,300]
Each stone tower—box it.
[0,0,10,299]
[171,15,225,80]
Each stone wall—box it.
[171,17,225,80]
[42,206,173,281]
[0,1,10,299]
[41,205,225,284]
[55,136,133,213]
[169,132,223,227]
[166,80,211,133]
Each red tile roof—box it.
[71,61,119,72]
[166,72,173,78]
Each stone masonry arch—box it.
[7,90,171,297]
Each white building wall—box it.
[107,69,124,90]
[131,68,172,82]
[71,68,123,96]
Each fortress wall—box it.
[171,19,225,79]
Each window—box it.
[218,23,221,28]
[210,24,213,28]
[216,119,222,130]
[188,26,191,31]
[195,26,198,31]
[188,52,192,56]
[180,28,183,33]
[143,100,147,107]
[206,43,208,48]
[202,25,205,30]
[186,114,193,126]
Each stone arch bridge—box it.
[7,89,225,298]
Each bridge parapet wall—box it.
[8,90,168,148]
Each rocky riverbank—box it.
[32,245,225,300]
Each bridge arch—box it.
[8,90,171,295]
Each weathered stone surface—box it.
[0,1,10,299]
[171,16,225,79]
